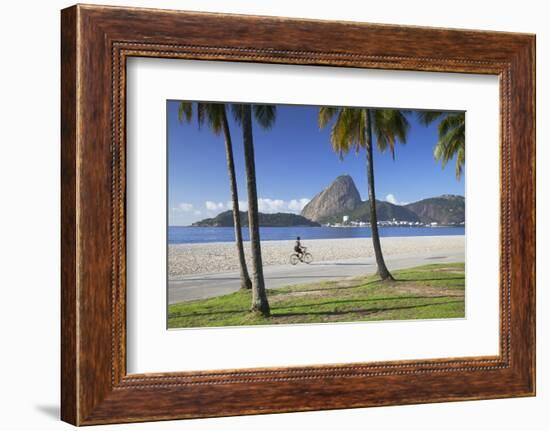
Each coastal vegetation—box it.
[318,195,465,226]
[319,107,410,281]
[192,210,321,227]
[177,102,278,314]
[174,102,465,321]
[178,102,252,290]
[404,195,465,225]
[168,263,465,328]
[231,104,277,316]
[418,111,466,179]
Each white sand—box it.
[168,235,464,279]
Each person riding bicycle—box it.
[294,236,305,261]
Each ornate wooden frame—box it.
[61,4,535,425]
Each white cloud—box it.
[288,198,311,212]
[257,197,310,214]
[169,203,201,226]
[203,197,311,215]
[257,198,285,213]
[385,194,398,205]
[174,202,195,212]
[385,194,408,206]
[226,200,248,211]
[205,201,225,211]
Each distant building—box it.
[343,215,349,223]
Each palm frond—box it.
[373,109,410,159]
[196,103,206,129]
[318,106,339,129]
[438,113,464,137]
[206,103,225,135]
[329,108,366,158]
[231,104,245,125]
[455,145,465,179]
[329,109,351,158]
[433,117,465,179]
[253,104,277,130]
[419,111,465,180]
[177,102,193,123]
[417,110,444,126]
[320,106,412,163]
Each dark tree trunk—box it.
[221,110,252,290]
[240,105,270,315]
[365,110,394,281]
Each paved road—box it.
[168,252,464,304]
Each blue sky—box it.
[168,101,464,226]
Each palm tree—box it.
[319,107,410,281]
[178,102,252,290]
[232,104,277,315]
[417,111,465,179]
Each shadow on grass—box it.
[267,275,361,279]
[276,276,464,296]
[274,278,381,295]
[395,276,465,282]
[272,299,463,319]
[169,295,464,320]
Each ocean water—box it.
[168,226,465,244]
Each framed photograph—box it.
[61,4,535,425]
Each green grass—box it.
[168,262,465,329]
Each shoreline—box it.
[168,235,465,279]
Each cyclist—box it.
[294,236,305,261]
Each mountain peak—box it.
[301,175,362,222]
[439,194,464,200]
[405,195,465,224]
[300,175,464,226]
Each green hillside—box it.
[320,200,420,224]
[192,210,321,227]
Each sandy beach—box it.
[168,235,464,280]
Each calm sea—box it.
[168,226,465,244]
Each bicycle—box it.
[289,246,313,265]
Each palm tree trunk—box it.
[221,110,252,290]
[365,110,394,281]
[240,105,270,315]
